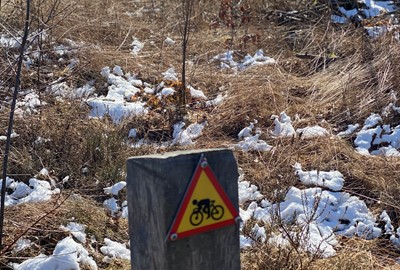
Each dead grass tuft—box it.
[310,238,399,270]
[0,194,129,268]
[206,65,296,138]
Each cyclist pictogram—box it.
[190,198,224,226]
[166,156,239,241]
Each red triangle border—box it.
[166,157,239,241]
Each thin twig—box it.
[0,0,31,249]
[1,192,71,254]
[116,24,132,51]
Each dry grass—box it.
[310,238,400,270]
[241,237,400,270]
[0,194,128,269]
[1,0,400,269]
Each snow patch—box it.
[13,238,32,253]
[0,34,21,49]
[214,49,276,71]
[103,198,120,216]
[164,37,175,46]
[297,125,329,139]
[294,163,344,191]
[235,134,273,152]
[189,86,207,100]
[337,124,360,137]
[238,164,382,258]
[235,122,272,152]
[162,67,178,82]
[131,37,144,55]
[272,112,296,137]
[238,181,264,204]
[205,93,226,107]
[104,181,126,196]
[0,176,60,207]
[15,237,97,270]
[354,113,400,156]
[100,238,130,261]
[172,121,206,146]
[60,222,87,243]
[87,99,147,124]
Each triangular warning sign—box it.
[167,156,239,241]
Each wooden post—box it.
[126,149,240,270]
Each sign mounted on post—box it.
[167,156,239,241]
[127,149,240,269]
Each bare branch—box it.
[0,0,31,249]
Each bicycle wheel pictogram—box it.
[190,209,204,226]
[189,199,225,226]
[210,205,224,220]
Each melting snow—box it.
[15,237,97,270]
[214,49,276,71]
[252,224,267,243]
[337,124,360,137]
[205,93,226,107]
[103,198,120,216]
[16,92,42,115]
[365,24,399,38]
[297,125,329,139]
[353,113,400,156]
[379,210,400,249]
[240,235,254,249]
[164,37,175,46]
[60,222,87,243]
[238,122,255,139]
[128,128,137,138]
[87,99,147,124]
[131,37,144,55]
[381,210,394,235]
[235,122,272,152]
[47,81,95,99]
[104,181,126,196]
[47,82,72,98]
[0,34,21,49]
[100,238,130,261]
[294,163,344,191]
[172,121,206,146]
[162,67,178,82]
[331,1,398,38]
[272,112,296,137]
[0,177,60,207]
[235,134,273,152]
[103,181,128,218]
[189,86,207,99]
[13,238,32,253]
[238,180,264,204]
[121,201,128,218]
[239,164,382,257]
[87,66,148,123]
[160,87,175,96]
[340,0,395,19]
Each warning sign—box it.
[167,157,239,241]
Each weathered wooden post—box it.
[126,148,240,270]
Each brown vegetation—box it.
[0,0,400,269]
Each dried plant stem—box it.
[0,0,31,249]
[1,193,71,254]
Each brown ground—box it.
[0,0,400,269]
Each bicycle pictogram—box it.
[189,198,224,226]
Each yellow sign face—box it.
[167,157,238,241]
[177,170,234,233]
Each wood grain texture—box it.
[126,149,240,270]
